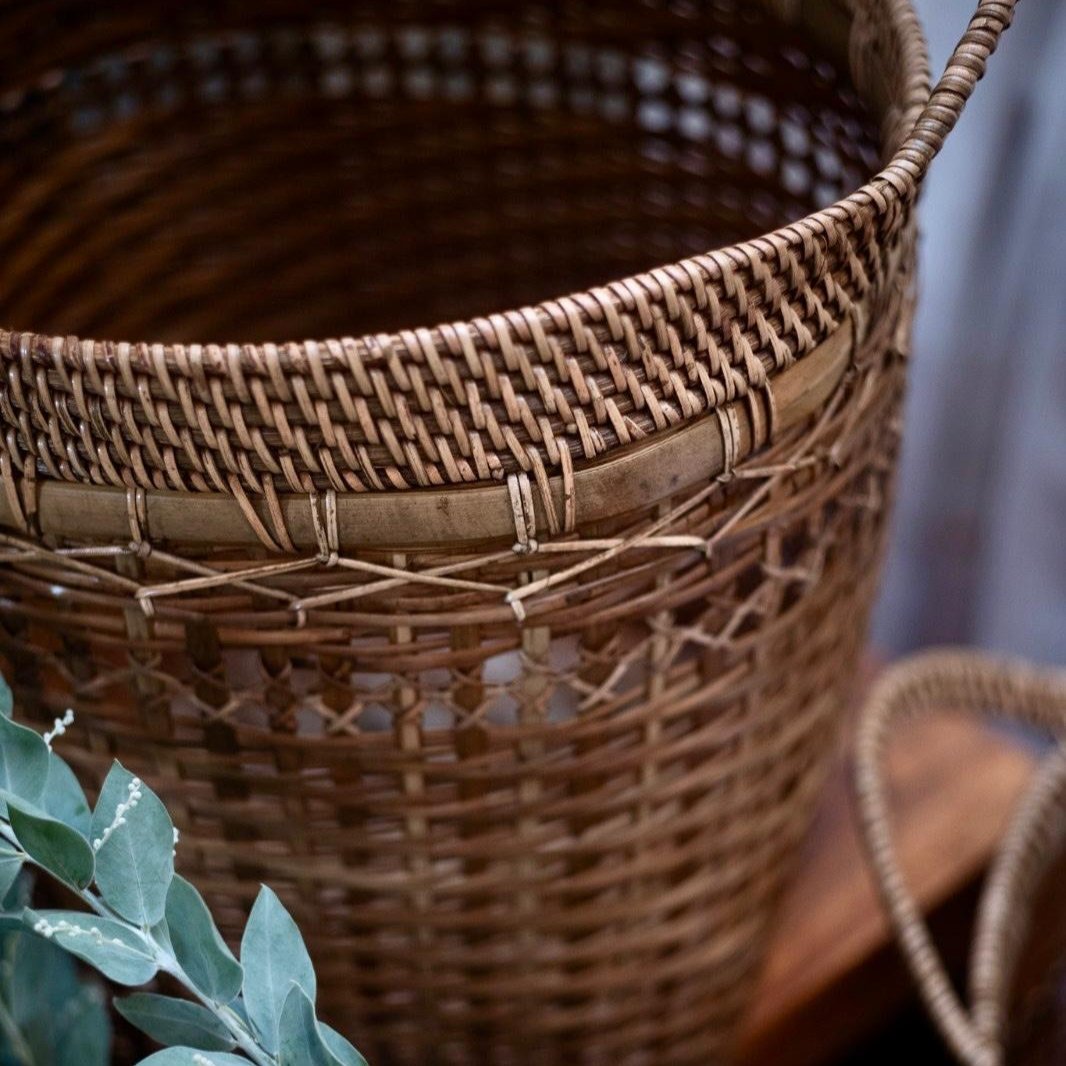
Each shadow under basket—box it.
[0,1,1015,1062]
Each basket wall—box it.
[0,287,912,1063]
[0,0,927,1062]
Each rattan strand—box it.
[0,1,1016,1062]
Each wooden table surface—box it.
[737,710,1039,1065]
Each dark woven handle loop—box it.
[968,744,1066,1060]
[881,0,1016,194]
[855,649,1066,1066]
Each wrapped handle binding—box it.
[855,649,1066,1066]
[862,0,1017,201]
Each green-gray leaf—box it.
[24,908,158,985]
[40,752,92,836]
[4,928,79,1034]
[91,763,174,927]
[240,886,316,1054]
[277,984,334,1066]
[7,795,94,888]
[320,1023,369,1066]
[0,844,22,901]
[116,992,236,1052]
[0,675,12,717]
[55,985,112,1066]
[151,915,174,955]
[225,997,250,1028]
[134,1050,252,1065]
[0,712,49,807]
[166,875,243,1004]
[1,929,112,1066]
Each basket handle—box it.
[854,648,1066,1066]
[882,0,1017,191]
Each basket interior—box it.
[0,1,885,345]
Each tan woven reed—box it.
[0,2,1015,1062]
[856,650,1066,1066]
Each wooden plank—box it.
[737,712,1039,1066]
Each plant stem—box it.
[155,949,276,1066]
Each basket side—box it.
[0,232,917,1063]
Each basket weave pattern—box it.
[0,0,1014,1061]
[1,308,910,1060]
[0,305,913,1063]
[0,2,895,501]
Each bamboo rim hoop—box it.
[855,650,1066,1066]
[0,0,1016,551]
[0,312,852,550]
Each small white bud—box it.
[42,708,75,749]
[93,778,143,852]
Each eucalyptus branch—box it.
[19,873,273,1066]
[0,688,367,1066]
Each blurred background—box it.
[874,0,1066,664]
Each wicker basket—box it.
[856,650,1066,1066]
[0,2,1014,1062]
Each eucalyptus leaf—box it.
[7,795,94,889]
[54,985,112,1066]
[225,997,251,1028]
[40,752,92,837]
[4,926,79,1029]
[151,915,174,955]
[0,847,21,902]
[240,886,316,1054]
[0,862,28,921]
[320,1023,369,1066]
[3,866,30,912]
[91,762,174,927]
[277,984,334,1066]
[0,712,49,808]
[0,676,12,718]
[116,992,236,1052]
[134,1050,253,1065]
[0,912,23,934]
[166,875,243,1004]
[1,929,111,1066]
[23,908,158,985]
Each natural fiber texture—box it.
[0,1,1015,1063]
[855,650,1066,1066]
[0,0,915,499]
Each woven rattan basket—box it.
[0,2,1015,1062]
[857,650,1066,1066]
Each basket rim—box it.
[0,0,931,367]
[0,0,1015,536]
[0,312,856,549]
